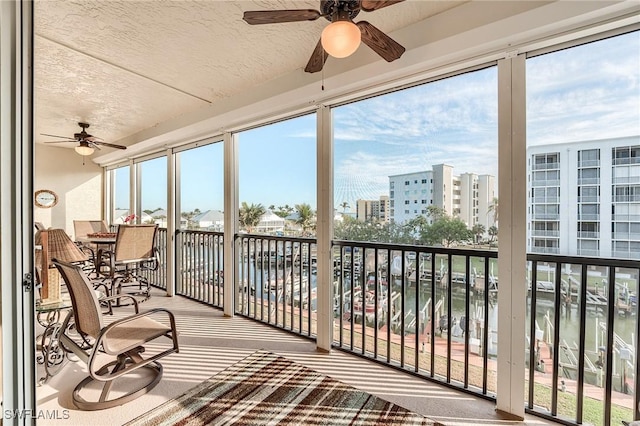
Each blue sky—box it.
[119,31,639,213]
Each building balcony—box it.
[613,176,640,184]
[578,213,600,221]
[530,229,560,237]
[613,232,640,240]
[577,177,600,185]
[578,159,601,168]
[613,214,640,221]
[530,246,560,254]
[613,195,640,202]
[577,231,600,239]
[613,157,640,165]
[532,179,560,187]
[576,248,600,256]
[532,162,560,170]
[578,195,600,203]
[531,213,560,220]
[532,197,560,203]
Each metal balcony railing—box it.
[613,214,640,221]
[578,195,600,203]
[532,179,560,187]
[531,213,561,220]
[533,162,560,170]
[530,230,560,237]
[579,213,600,221]
[532,196,560,203]
[578,159,601,168]
[578,177,600,185]
[526,254,639,426]
[613,176,640,184]
[176,229,224,307]
[145,232,638,426]
[577,231,600,239]
[613,195,640,202]
[235,234,317,338]
[530,246,561,254]
[613,157,640,166]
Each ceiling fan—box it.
[41,122,126,156]
[243,0,406,73]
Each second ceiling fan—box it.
[243,0,406,73]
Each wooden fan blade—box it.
[243,9,321,25]
[360,0,405,12]
[304,39,328,73]
[43,140,75,144]
[95,141,127,150]
[357,21,405,62]
[41,133,73,139]
[85,136,104,142]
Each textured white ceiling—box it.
[34,0,465,154]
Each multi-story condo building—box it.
[356,196,390,223]
[388,164,496,229]
[527,135,640,259]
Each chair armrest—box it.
[99,294,139,313]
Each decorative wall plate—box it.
[35,189,58,208]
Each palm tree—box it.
[488,225,498,243]
[294,203,315,236]
[487,197,499,226]
[471,224,486,245]
[239,202,265,233]
[339,202,350,213]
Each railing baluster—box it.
[576,263,587,424]
[604,266,616,426]
[551,261,562,416]
[447,253,452,383]
[483,256,489,394]
[528,260,538,409]
[464,255,470,388]
[415,250,420,372]
[430,251,436,377]
[400,251,406,368]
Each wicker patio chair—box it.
[95,224,158,302]
[53,259,179,410]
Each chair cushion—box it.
[102,316,172,355]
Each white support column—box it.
[0,0,35,423]
[223,132,237,317]
[129,158,137,219]
[166,148,176,296]
[496,54,527,419]
[316,105,334,352]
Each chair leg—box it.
[73,361,163,411]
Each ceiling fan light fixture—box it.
[74,144,94,156]
[321,20,361,58]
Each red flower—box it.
[124,214,137,223]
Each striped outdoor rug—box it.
[125,350,439,425]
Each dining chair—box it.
[73,220,110,262]
[95,224,158,302]
[53,259,178,410]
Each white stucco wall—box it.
[34,144,102,238]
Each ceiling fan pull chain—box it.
[321,65,325,91]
